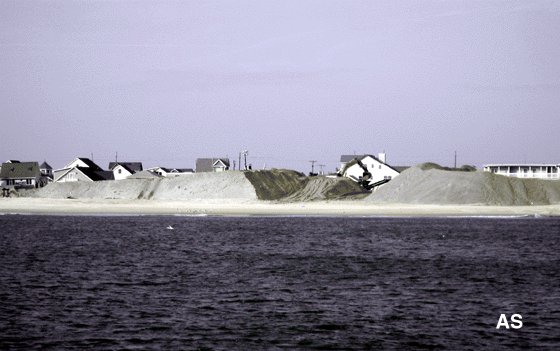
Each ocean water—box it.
[0,214,559,350]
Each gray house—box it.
[0,161,48,188]
[196,158,230,172]
[40,161,53,180]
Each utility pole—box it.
[309,160,317,175]
[243,150,248,170]
[239,153,241,171]
[454,151,457,168]
[115,151,118,163]
[233,160,236,170]
[318,164,325,175]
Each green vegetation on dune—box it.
[243,169,370,201]
[243,169,309,200]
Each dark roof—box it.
[196,159,213,172]
[108,162,143,173]
[76,158,103,171]
[340,154,384,163]
[340,155,402,175]
[40,161,52,170]
[118,164,134,173]
[213,159,230,167]
[76,167,114,181]
[169,168,194,173]
[0,162,41,179]
[340,155,368,163]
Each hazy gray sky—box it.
[2,0,559,172]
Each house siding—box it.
[56,169,93,182]
[0,162,43,188]
[342,156,400,185]
[112,165,132,180]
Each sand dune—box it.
[367,163,560,205]
[22,169,366,202]
[24,171,257,200]
[4,165,560,216]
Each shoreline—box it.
[2,198,560,217]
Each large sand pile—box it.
[27,172,258,200]
[244,169,369,201]
[22,169,369,202]
[366,163,560,205]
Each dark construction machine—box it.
[355,158,390,190]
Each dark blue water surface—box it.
[1,214,559,350]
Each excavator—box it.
[354,158,390,190]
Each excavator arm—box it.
[355,159,373,190]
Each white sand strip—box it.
[1,198,560,217]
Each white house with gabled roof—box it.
[339,153,400,186]
[53,158,114,182]
[109,162,143,180]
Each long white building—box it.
[483,164,560,180]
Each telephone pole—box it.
[309,160,317,175]
[243,150,248,170]
[318,164,325,175]
[454,151,457,168]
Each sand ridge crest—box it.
[367,163,560,205]
[20,169,367,202]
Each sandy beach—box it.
[4,165,560,217]
[2,198,560,217]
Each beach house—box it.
[483,164,560,180]
[40,161,53,181]
[0,161,47,188]
[53,158,114,182]
[147,167,194,177]
[339,154,401,186]
[108,162,143,180]
[196,158,230,172]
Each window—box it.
[379,165,382,169]
[384,176,392,180]
[118,169,122,174]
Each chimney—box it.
[378,152,386,164]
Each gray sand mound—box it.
[243,169,370,201]
[366,163,560,205]
[27,172,257,200]
[21,169,369,201]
